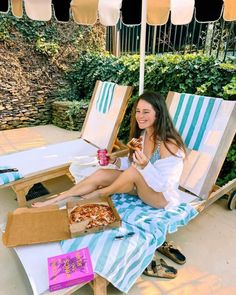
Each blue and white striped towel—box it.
[172,93,222,150]
[96,81,116,114]
[0,166,22,185]
[61,194,198,293]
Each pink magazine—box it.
[48,247,94,292]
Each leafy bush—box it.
[59,53,235,100]
[0,16,10,40]
[217,138,236,186]
[221,75,236,98]
[61,53,121,100]
[35,37,60,56]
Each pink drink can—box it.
[97,149,109,166]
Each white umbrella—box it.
[139,0,147,95]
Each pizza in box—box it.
[68,202,117,230]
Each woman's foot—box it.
[31,197,57,208]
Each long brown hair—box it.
[128,91,186,159]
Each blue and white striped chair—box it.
[166,91,236,209]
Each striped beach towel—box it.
[61,194,198,293]
[0,166,22,185]
[172,93,222,150]
[96,81,116,114]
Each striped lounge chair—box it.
[166,91,236,210]
[0,80,132,207]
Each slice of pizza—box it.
[127,136,142,151]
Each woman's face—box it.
[135,99,156,130]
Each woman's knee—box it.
[126,165,142,180]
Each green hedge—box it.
[54,53,236,185]
[55,53,236,101]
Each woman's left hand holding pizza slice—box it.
[132,149,149,169]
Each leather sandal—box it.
[143,258,177,279]
[157,241,186,265]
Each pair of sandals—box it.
[143,241,186,279]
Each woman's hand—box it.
[105,153,120,167]
[132,150,149,169]
[106,153,116,165]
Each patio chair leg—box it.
[92,275,108,295]
[11,185,32,207]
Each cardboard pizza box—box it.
[2,196,121,248]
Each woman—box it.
[32,91,186,209]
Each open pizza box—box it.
[2,196,121,248]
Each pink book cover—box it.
[48,247,94,292]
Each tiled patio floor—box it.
[0,124,80,155]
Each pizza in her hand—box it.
[127,136,142,151]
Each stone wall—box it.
[0,19,107,131]
[0,39,64,130]
[0,18,107,131]
[0,91,52,130]
[52,101,88,131]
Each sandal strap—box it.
[151,260,158,273]
[162,241,175,249]
[143,258,177,278]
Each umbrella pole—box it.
[139,0,147,95]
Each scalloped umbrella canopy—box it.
[0,0,235,93]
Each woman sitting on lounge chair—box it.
[32,91,186,209]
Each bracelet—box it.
[112,157,121,168]
[112,158,119,165]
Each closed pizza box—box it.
[2,196,121,248]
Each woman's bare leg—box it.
[32,169,122,207]
[82,166,168,209]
